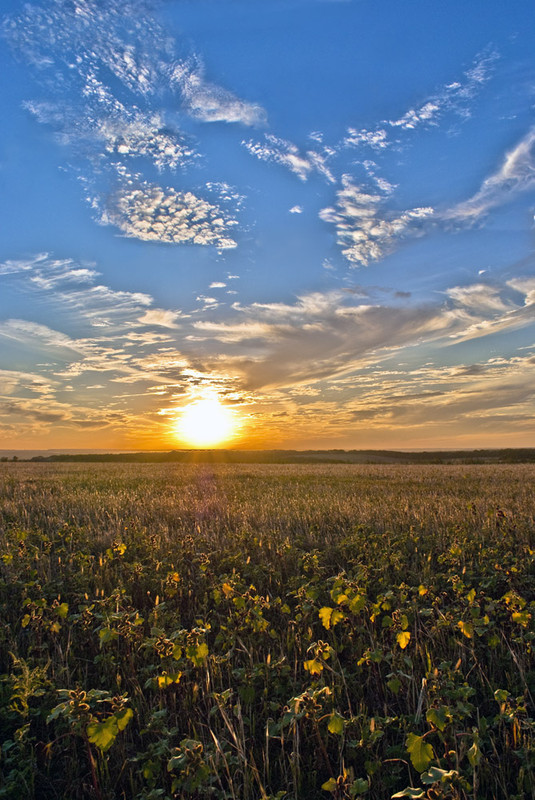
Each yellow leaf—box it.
[397,631,411,649]
[331,609,344,628]
[222,582,233,598]
[457,620,473,639]
[304,658,324,675]
[319,607,334,629]
[157,672,181,688]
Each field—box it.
[0,462,534,800]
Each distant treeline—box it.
[21,448,535,464]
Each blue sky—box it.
[1,0,534,450]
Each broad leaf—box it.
[87,716,118,752]
[457,620,473,639]
[115,707,133,731]
[391,788,425,799]
[327,712,345,735]
[426,706,448,732]
[406,733,434,772]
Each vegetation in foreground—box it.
[0,462,534,800]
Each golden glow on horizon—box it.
[175,394,237,447]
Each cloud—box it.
[446,126,535,221]
[0,319,80,352]
[344,128,390,151]
[0,253,50,276]
[343,50,497,151]
[243,134,335,182]
[172,58,266,126]
[446,283,513,312]
[446,279,535,341]
[138,309,180,328]
[289,205,303,214]
[319,176,434,266]
[192,290,460,390]
[98,170,238,249]
[2,251,534,446]
[0,369,57,398]
[4,0,257,247]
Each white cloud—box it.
[0,319,80,351]
[138,309,180,328]
[99,171,238,249]
[5,0,253,247]
[289,205,303,214]
[446,126,535,221]
[319,176,434,266]
[344,128,390,151]
[446,283,512,312]
[172,59,266,127]
[343,51,497,151]
[243,134,335,183]
[0,253,50,275]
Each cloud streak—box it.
[344,50,497,152]
[243,134,335,182]
[446,126,535,221]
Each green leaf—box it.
[327,712,345,735]
[406,733,435,772]
[56,602,69,618]
[350,777,369,796]
[321,777,337,792]
[426,706,448,732]
[421,767,458,784]
[494,689,509,704]
[467,740,482,767]
[391,789,425,799]
[186,642,208,666]
[397,631,411,649]
[87,716,119,752]
[99,627,118,645]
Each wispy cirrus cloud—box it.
[344,50,497,152]
[171,58,266,127]
[446,126,535,221]
[243,134,336,183]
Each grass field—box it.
[1,462,534,799]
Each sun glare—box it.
[176,395,237,447]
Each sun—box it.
[176,395,237,447]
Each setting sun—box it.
[176,395,237,447]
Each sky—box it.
[1,0,535,451]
